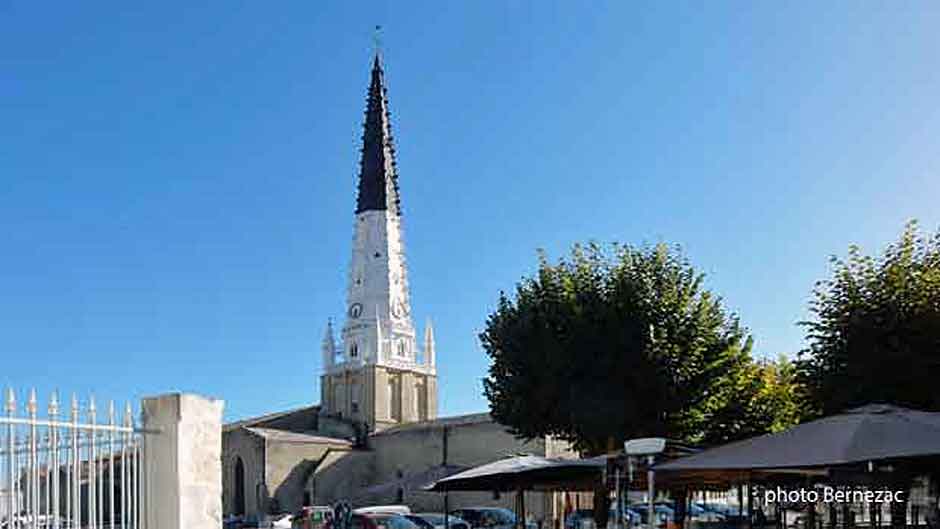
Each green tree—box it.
[797,220,940,416]
[481,242,768,455]
[705,355,803,444]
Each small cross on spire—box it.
[373,25,383,60]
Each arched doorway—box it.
[234,457,246,515]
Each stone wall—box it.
[222,428,266,517]
[370,415,546,479]
[308,450,377,505]
[142,393,224,529]
[266,442,347,514]
[361,415,558,522]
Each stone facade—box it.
[320,365,438,432]
[222,406,358,518]
[223,427,266,516]
[223,410,578,526]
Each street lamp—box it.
[624,439,666,529]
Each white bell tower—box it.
[320,53,437,432]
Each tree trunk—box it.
[889,474,913,529]
[890,498,907,529]
[673,489,688,529]
[594,483,610,529]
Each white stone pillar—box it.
[142,393,224,529]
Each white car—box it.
[268,513,294,529]
[354,506,412,516]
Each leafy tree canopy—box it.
[798,221,940,416]
[480,242,792,454]
[706,356,803,444]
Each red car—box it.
[327,513,421,529]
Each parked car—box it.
[354,506,413,516]
[225,514,246,529]
[449,508,537,529]
[350,513,423,529]
[694,503,738,518]
[610,508,642,526]
[450,508,514,529]
[405,513,471,529]
[565,507,640,529]
[240,514,265,529]
[271,513,295,529]
[684,504,725,522]
[1,515,60,529]
[628,504,674,528]
[293,506,334,529]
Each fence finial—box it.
[89,394,98,426]
[71,393,80,420]
[28,387,38,415]
[124,401,133,427]
[50,389,60,416]
[4,388,14,414]
[109,399,116,425]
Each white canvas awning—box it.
[424,455,606,492]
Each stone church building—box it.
[222,53,576,525]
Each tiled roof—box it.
[223,404,320,432]
[244,427,353,446]
[372,412,494,436]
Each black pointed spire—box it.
[355,53,402,216]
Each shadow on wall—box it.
[273,459,320,514]
[307,450,377,506]
[259,482,272,515]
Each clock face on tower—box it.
[348,303,363,319]
[391,299,408,319]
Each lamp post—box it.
[624,439,666,529]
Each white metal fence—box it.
[1,389,144,529]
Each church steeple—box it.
[320,50,438,431]
[339,52,416,364]
[355,54,401,216]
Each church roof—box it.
[372,412,493,436]
[355,54,402,216]
[244,427,353,446]
[223,404,320,432]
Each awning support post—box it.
[444,488,450,529]
[647,455,656,529]
[746,480,752,529]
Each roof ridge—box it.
[223,404,320,431]
[372,412,493,436]
[243,426,354,445]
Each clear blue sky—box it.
[2,2,939,422]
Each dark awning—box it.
[657,404,940,473]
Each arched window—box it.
[233,457,246,515]
[397,340,406,356]
[349,343,359,358]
